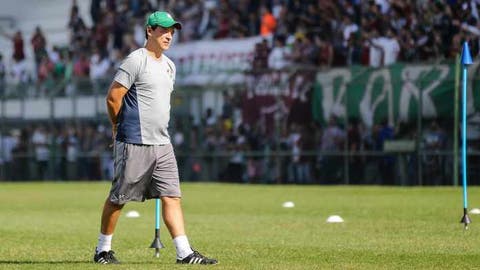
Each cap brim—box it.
[172,22,182,30]
[158,22,182,30]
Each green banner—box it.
[312,62,480,126]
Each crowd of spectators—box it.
[177,96,455,185]
[0,122,113,181]
[253,0,480,71]
[0,0,479,184]
[0,95,458,185]
[2,0,480,97]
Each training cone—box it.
[326,215,344,223]
[125,210,140,218]
[282,201,295,208]
[469,208,480,214]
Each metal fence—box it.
[2,149,480,186]
[0,64,479,185]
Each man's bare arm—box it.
[106,81,128,136]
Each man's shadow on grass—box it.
[0,260,88,264]
[0,260,161,265]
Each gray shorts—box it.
[109,141,181,205]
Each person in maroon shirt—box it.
[12,31,25,62]
[31,26,47,70]
[1,30,25,62]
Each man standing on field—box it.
[93,11,217,265]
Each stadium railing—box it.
[1,62,480,185]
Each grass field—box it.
[1,182,480,269]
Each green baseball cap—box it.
[146,11,182,30]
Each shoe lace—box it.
[106,251,116,261]
[193,250,204,257]
[193,249,210,261]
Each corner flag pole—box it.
[460,42,473,230]
[150,198,165,257]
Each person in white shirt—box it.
[89,49,111,80]
[31,126,50,180]
[342,16,359,48]
[90,48,111,95]
[368,28,400,67]
[268,35,290,70]
[368,29,383,68]
[379,28,400,66]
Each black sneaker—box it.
[176,250,218,265]
[94,250,120,264]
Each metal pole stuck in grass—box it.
[150,198,165,256]
[460,42,472,230]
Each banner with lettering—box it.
[167,36,263,86]
[312,62,480,126]
[243,62,480,128]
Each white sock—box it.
[173,235,194,259]
[96,233,113,253]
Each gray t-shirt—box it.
[114,48,176,145]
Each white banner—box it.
[167,36,264,86]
